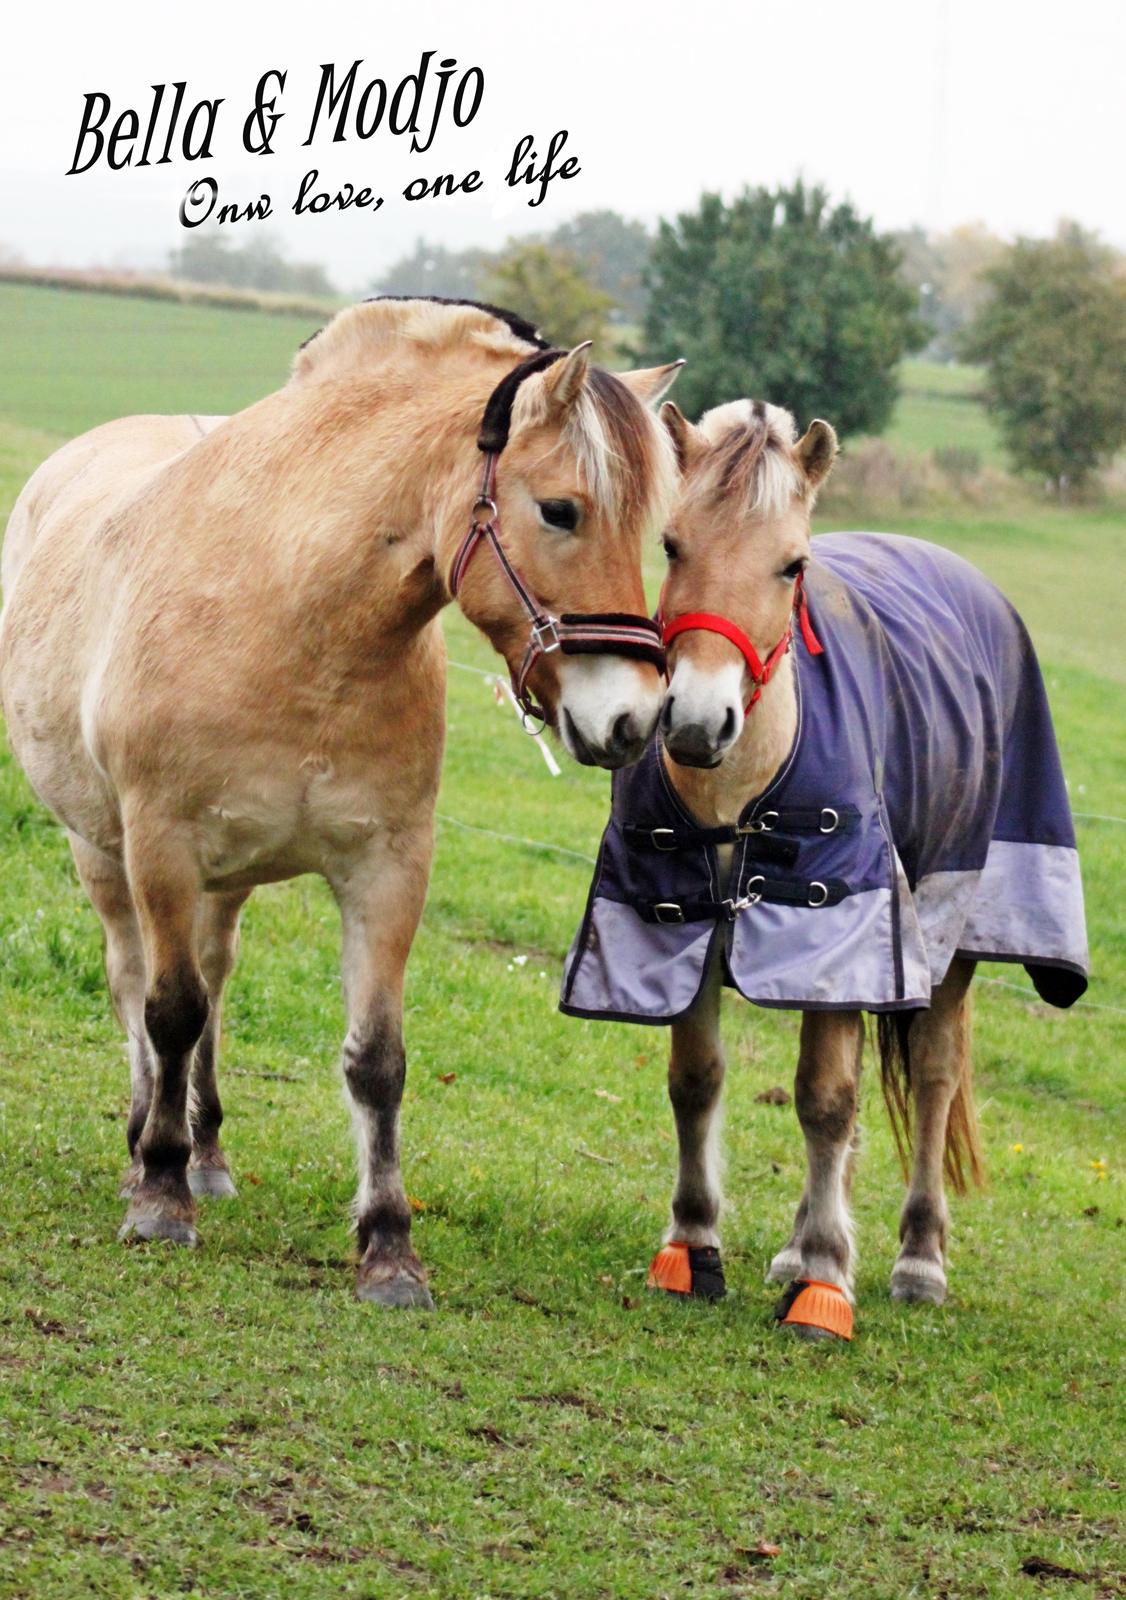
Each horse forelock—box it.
[695,399,805,521]
[567,367,678,534]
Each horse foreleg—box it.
[118,821,208,1245]
[187,889,251,1199]
[332,834,433,1308]
[891,957,978,1306]
[772,1011,863,1341]
[69,833,153,1198]
[648,950,727,1300]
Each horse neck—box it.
[274,360,494,628]
[663,653,799,827]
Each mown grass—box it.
[0,295,1123,1598]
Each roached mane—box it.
[694,399,807,520]
[291,295,676,531]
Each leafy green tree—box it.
[642,182,923,434]
[480,242,614,354]
[549,211,652,321]
[961,224,1126,486]
[169,231,335,296]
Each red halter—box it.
[660,571,824,712]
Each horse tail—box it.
[877,1000,984,1196]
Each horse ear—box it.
[660,401,707,472]
[796,419,838,488]
[541,341,593,410]
[617,360,686,408]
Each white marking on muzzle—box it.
[664,658,746,749]
[558,655,663,764]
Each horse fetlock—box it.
[796,1225,854,1298]
[767,1242,804,1283]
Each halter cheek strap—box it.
[660,571,823,713]
[448,451,665,724]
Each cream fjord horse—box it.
[0,296,681,1306]
[562,398,1085,1339]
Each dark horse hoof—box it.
[647,1243,727,1301]
[188,1164,238,1199]
[356,1262,434,1309]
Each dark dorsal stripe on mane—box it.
[715,417,769,499]
[296,295,552,357]
[477,349,566,454]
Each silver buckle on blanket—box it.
[650,829,678,851]
[740,811,778,834]
[724,876,765,918]
[653,902,686,924]
[807,881,829,907]
[819,808,839,834]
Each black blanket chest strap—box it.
[623,804,859,856]
[623,824,800,867]
[641,876,851,924]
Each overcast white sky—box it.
[2,0,1123,292]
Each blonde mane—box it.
[694,399,806,520]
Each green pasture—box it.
[0,288,1123,1598]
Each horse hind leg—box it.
[187,889,250,1199]
[117,819,209,1245]
[68,834,153,1197]
[888,957,981,1306]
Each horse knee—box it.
[144,967,209,1059]
[343,1018,405,1109]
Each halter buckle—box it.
[531,617,561,654]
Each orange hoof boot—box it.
[774,1278,853,1342]
[647,1242,726,1301]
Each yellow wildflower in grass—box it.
[1089,1158,1108,1172]
[1010,1143,1024,1154]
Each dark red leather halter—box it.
[660,571,824,712]
[448,357,665,723]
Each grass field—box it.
[0,287,1123,1599]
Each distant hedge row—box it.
[0,267,340,320]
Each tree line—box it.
[166,196,1126,486]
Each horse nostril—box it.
[660,695,676,732]
[720,706,736,743]
[610,711,638,754]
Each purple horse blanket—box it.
[561,533,1088,1021]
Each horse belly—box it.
[196,760,415,889]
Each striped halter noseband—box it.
[448,349,665,724]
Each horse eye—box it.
[781,557,807,580]
[538,499,580,532]
[663,536,680,561]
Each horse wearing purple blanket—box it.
[562,399,1088,1340]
